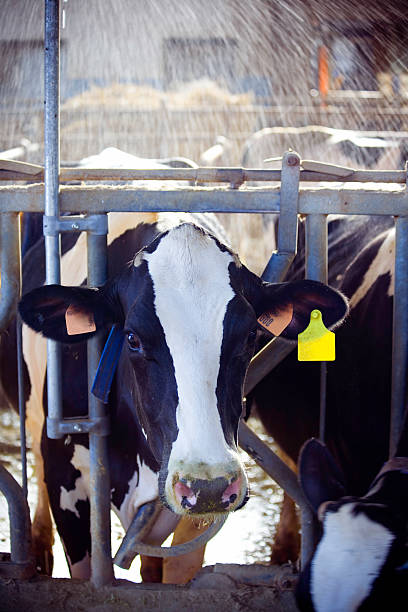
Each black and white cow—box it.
[296,416,408,612]
[249,214,407,601]
[6,168,348,582]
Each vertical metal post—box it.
[17,317,28,498]
[87,225,114,586]
[390,216,408,457]
[262,151,300,283]
[238,422,316,566]
[306,214,328,442]
[44,0,63,440]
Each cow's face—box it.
[296,439,408,612]
[19,223,348,518]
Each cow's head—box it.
[19,223,348,518]
[296,438,408,612]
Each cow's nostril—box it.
[174,480,197,508]
[221,477,241,506]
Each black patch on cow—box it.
[216,286,257,446]
[119,263,179,467]
[250,217,396,496]
[107,223,160,279]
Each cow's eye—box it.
[127,332,142,353]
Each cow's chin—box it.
[159,461,249,518]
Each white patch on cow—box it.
[112,456,159,531]
[311,504,394,612]
[134,213,231,269]
[144,224,237,475]
[349,228,395,309]
[59,444,90,519]
[70,551,91,579]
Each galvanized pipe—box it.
[390,216,408,457]
[17,316,28,498]
[305,214,328,442]
[2,167,408,185]
[87,225,114,587]
[244,337,295,396]
[44,0,63,440]
[262,152,300,283]
[0,213,21,332]
[238,421,316,566]
[114,501,227,568]
[0,464,32,566]
[2,184,408,215]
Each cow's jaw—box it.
[142,224,248,516]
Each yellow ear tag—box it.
[298,309,335,361]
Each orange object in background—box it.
[318,45,329,103]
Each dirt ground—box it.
[0,563,299,612]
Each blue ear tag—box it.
[91,324,125,403]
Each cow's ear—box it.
[298,438,347,513]
[256,279,348,340]
[19,284,118,343]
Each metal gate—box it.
[0,0,408,588]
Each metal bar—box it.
[305,215,328,283]
[238,422,315,566]
[390,216,408,457]
[1,167,407,184]
[1,185,408,215]
[0,464,33,566]
[86,223,114,587]
[44,0,63,440]
[0,213,21,331]
[305,214,328,442]
[17,316,28,498]
[244,338,295,396]
[262,151,300,282]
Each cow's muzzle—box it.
[168,470,248,515]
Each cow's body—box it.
[242,126,404,170]
[249,213,408,606]
[6,211,237,578]
[12,174,347,584]
[250,214,394,492]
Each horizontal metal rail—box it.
[0,184,407,215]
[0,166,407,183]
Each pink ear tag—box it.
[257,303,293,336]
[65,303,96,335]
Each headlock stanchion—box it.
[0,0,407,588]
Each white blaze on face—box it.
[141,225,236,471]
[311,504,394,612]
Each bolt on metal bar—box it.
[44,0,63,440]
[87,223,114,587]
[390,216,408,457]
[305,214,329,442]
